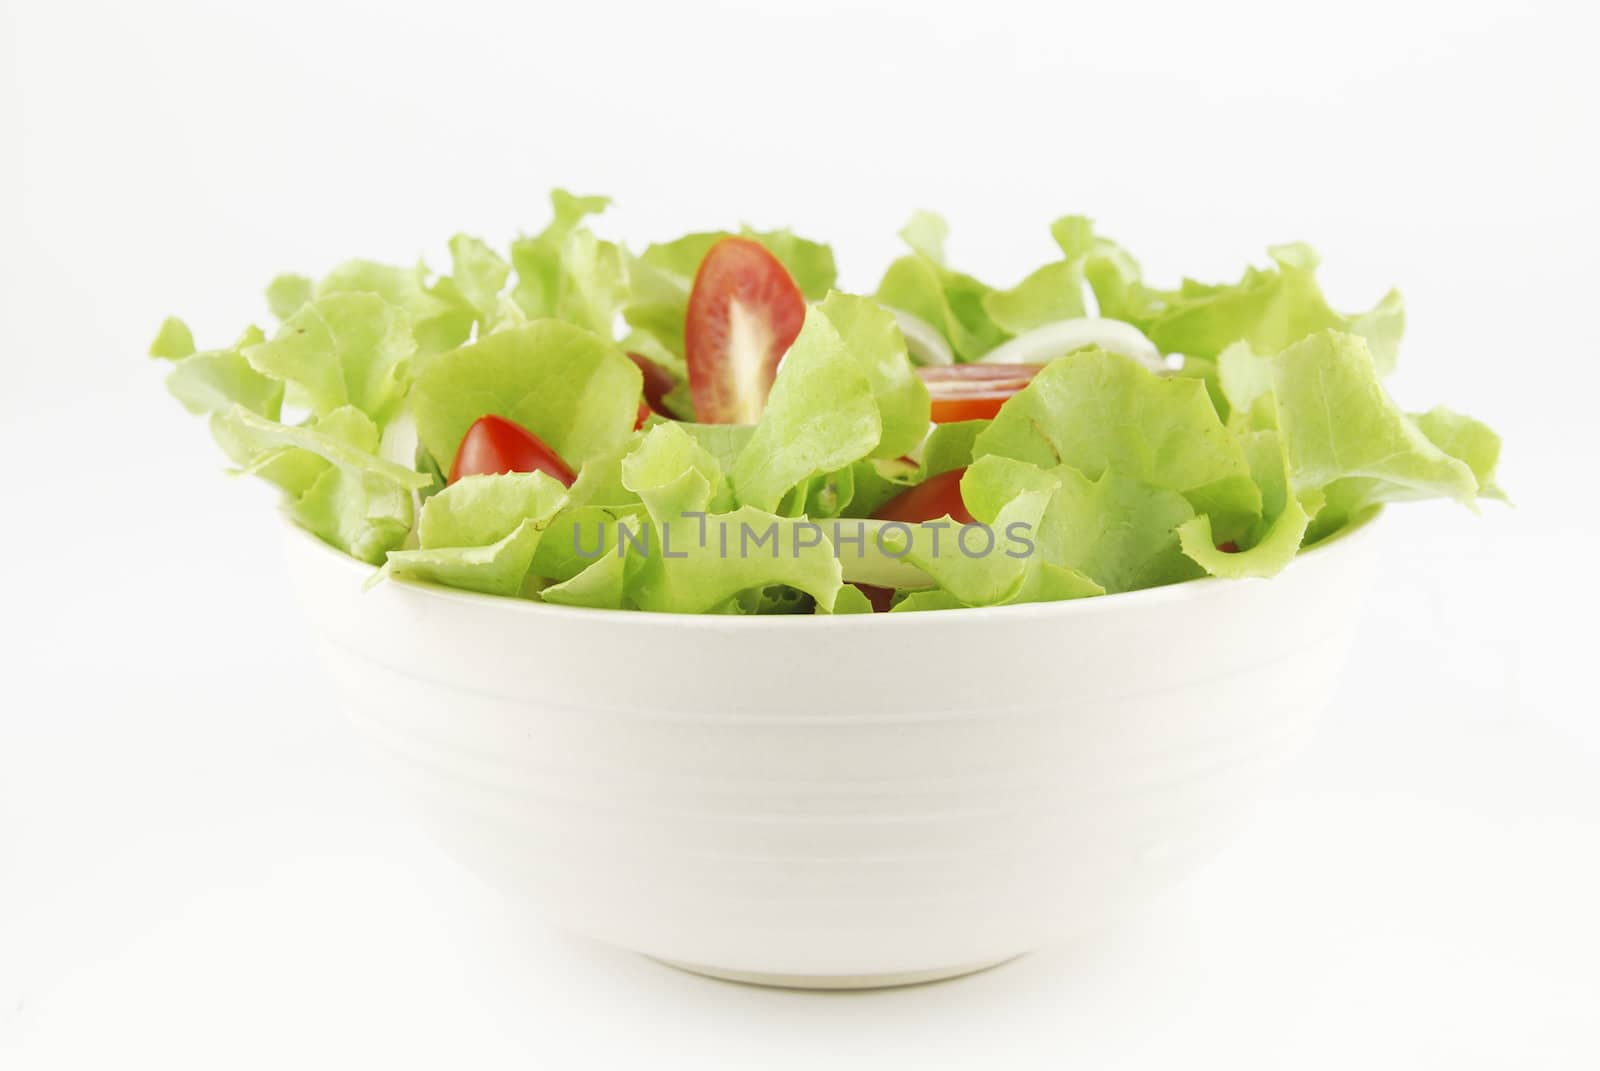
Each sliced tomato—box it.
[634,401,652,430]
[917,363,1044,423]
[684,237,806,424]
[852,583,897,614]
[449,414,576,487]
[871,468,975,525]
[626,351,678,416]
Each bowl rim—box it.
[284,506,1383,630]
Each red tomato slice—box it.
[634,401,652,430]
[852,583,897,613]
[626,351,678,416]
[871,468,975,526]
[917,364,1044,423]
[684,237,806,424]
[449,414,576,487]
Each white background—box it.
[3,0,1597,1067]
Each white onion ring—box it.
[978,317,1163,372]
[886,307,955,366]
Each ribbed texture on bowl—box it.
[286,518,1380,984]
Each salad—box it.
[148,192,1504,615]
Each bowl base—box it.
[651,954,1022,990]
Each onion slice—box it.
[977,317,1163,373]
[887,307,955,366]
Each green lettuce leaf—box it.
[165,350,284,420]
[149,317,197,360]
[383,471,568,596]
[960,455,1199,594]
[815,292,931,460]
[885,459,1056,605]
[266,274,314,322]
[668,423,755,481]
[316,259,475,357]
[243,293,415,425]
[1414,406,1506,501]
[1178,430,1315,579]
[506,192,629,340]
[730,307,881,512]
[554,228,629,338]
[828,584,879,615]
[1065,219,1150,324]
[875,211,1009,361]
[214,405,432,493]
[974,347,1260,540]
[1272,330,1477,504]
[531,504,643,584]
[620,422,733,521]
[1179,497,1309,579]
[626,506,846,614]
[438,234,510,325]
[599,423,846,613]
[981,216,1121,334]
[1141,244,1406,374]
[919,419,988,478]
[294,465,414,566]
[897,211,949,264]
[411,319,641,471]
[509,190,612,321]
[540,549,631,609]
[211,405,427,564]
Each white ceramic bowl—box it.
[284,512,1382,989]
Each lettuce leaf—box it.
[439,234,510,325]
[211,405,427,563]
[1140,244,1406,375]
[1271,330,1477,505]
[960,456,1199,594]
[626,506,846,614]
[266,274,314,323]
[981,216,1135,333]
[1413,406,1506,502]
[383,472,568,596]
[509,190,614,321]
[243,293,415,426]
[411,320,641,471]
[891,455,1058,604]
[149,317,197,360]
[875,212,1009,362]
[540,549,631,609]
[315,259,475,357]
[974,348,1260,540]
[729,307,881,512]
[1178,430,1315,579]
[618,424,844,613]
[815,292,931,460]
[620,422,733,520]
[165,348,284,420]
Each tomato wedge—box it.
[626,351,677,416]
[684,237,806,424]
[871,468,975,525]
[852,583,897,614]
[449,414,576,487]
[917,363,1044,423]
